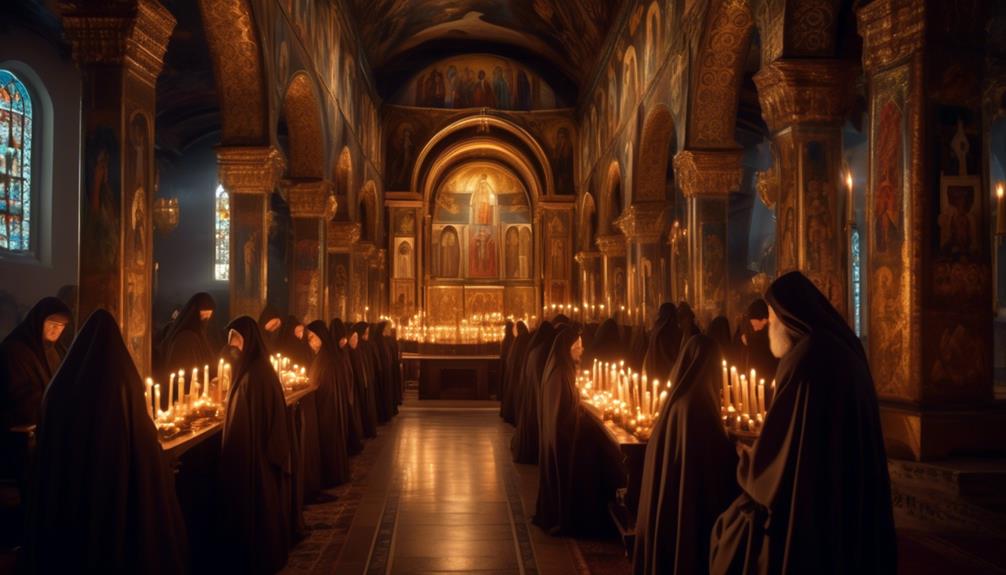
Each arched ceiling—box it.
[348,0,625,100]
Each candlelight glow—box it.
[846,171,853,192]
[997,182,1004,199]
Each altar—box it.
[403,352,500,400]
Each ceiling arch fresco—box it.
[282,72,325,179]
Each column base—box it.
[880,402,1006,461]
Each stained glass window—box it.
[851,227,862,337]
[0,69,32,252]
[214,184,229,280]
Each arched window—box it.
[0,69,33,252]
[851,227,862,337]
[214,184,229,280]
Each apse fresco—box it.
[394,55,565,110]
[431,162,531,281]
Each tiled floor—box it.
[300,404,591,575]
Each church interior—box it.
[1,0,1006,573]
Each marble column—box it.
[60,0,175,374]
[217,146,285,320]
[285,179,335,322]
[672,149,743,324]
[616,202,670,326]
[754,59,852,316]
[596,234,627,320]
[327,222,361,322]
[858,0,1003,460]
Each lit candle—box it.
[191,368,198,407]
[757,378,766,416]
[144,377,153,420]
[178,370,186,414]
[740,374,749,417]
[154,384,161,421]
[997,182,1006,236]
[846,170,855,224]
[721,360,729,411]
[168,372,175,415]
[203,364,210,398]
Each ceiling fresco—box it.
[347,0,623,87]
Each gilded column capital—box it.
[595,234,627,257]
[282,179,335,219]
[753,60,852,132]
[216,146,286,195]
[327,221,361,250]
[615,203,670,241]
[59,0,176,86]
[857,0,925,75]
[672,149,743,198]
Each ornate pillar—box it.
[217,146,285,320]
[596,234,627,319]
[351,241,376,322]
[369,248,386,321]
[285,179,335,322]
[754,59,852,315]
[673,150,743,324]
[858,0,1002,460]
[616,202,670,325]
[60,0,175,373]
[326,221,360,321]
[575,251,602,320]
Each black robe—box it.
[511,322,557,464]
[740,327,778,385]
[155,292,215,389]
[371,322,396,421]
[350,323,379,438]
[627,324,648,370]
[26,309,187,574]
[585,318,623,366]
[217,316,291,575]
[389,329,403,409]
[331,319,364,454]
[642,306,682,382]
[709,271,896,575]
[500,322,530,424]
[633,335,739,575]
[498,320,515,401]
[277,315,311,369]
[0,297,69,431]
[534,326,621,535]
[707,316,734,362]
[307,321,351,486]
[258,304,284,354]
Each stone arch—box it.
[282,72,325,178]
[686,0,755,149]
[580,193,598,251]
[622,45,639,119]
[645,2,662,81]
[601,161,624,235]
[335,146,353,195]
[198,0,268,145]
[636,105,677,202]
[358,180,378,242]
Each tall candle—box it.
[846,170,855,224]
[154,384,161,420]
[740,374,749,417]
[203,364,210,398]
[144,377,153,420]
[177,370,186,414]
[168,372,176,415]
[997,182,1006,236]
[757,379,766,416]
[191,368,198,406]
[721,361,729,410]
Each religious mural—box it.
[395,54,565,110]
[123,112,150,367]
[428,285,464,324]
[504,286,535,320]
[464,286,504,317]
[391,278,415,319]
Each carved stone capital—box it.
[282,179,335,219]
[672,149,743,198]
[60,0,176,87]
[615,203,670,241]
[595,234,627,257]
[753,60,852,132]
[574,250,601,265]
[216,146,285,195]
[857,0,925,75]
[327,221,361,250]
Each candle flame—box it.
[846,171,853,191]
[998,182,1004,199]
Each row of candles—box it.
[397,310,507,344]
[543,302,653,326]
[578,359,671,440]
[721,361,774,434]
[270,354,310,390]
[143,359,233,429]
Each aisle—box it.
[286,403,591,574]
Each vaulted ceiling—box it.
[347,0,625,102]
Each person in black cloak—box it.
[676,302,701,349]
[258,304,284,353]
[709,271,896,575]
[217,316,292,575]
[734,299,778,383]
[25,309,187,575]
[511,321,558,464]
[155,292,216,386]
[277,315,311,368]
[633,334,739,575]
[627,323,648,370]
[389,324,404,410]
[534,325,622,535]
[642,315,682,383]
[350,322,379,438]
[358,322,388,424]
[707,316,734,362]
[54,284,77,352]
[585,318,624,365]
[500,321,530,424]
[498,320,515,401]
[371,321,396,420]
[306,321,351,487]
[331,319,364,454]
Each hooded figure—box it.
[217,316,291,575]
[155,292,216,384]
[676,302,701,350]
[350,322,379,438]
[534,326,621,535]
[500,321,530,424]
[633,335,739,575]
[277,315,311,368]
[627,323,648,370]
[585,318,623,366]
[709,271,896,575]
[706,316,733,363]
[641,319,682,383]
[25,309,187,574]
[331,319,364,454]
[258,304,284,353]
[511,321,557,464]
[498,320,515,401]
[371,321,396,421]
[735,299,778,383]
[306,321,351,486]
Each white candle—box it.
[168,372,176,415]
[721,361,729,410]
[154,384,161,421]
[203,364,210,398]
[144,377,153,420]
[729,367,739,408]
[740,374,749,417]
[758,379,766,415]
[191,368,198,406]
[177,370,186,414]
